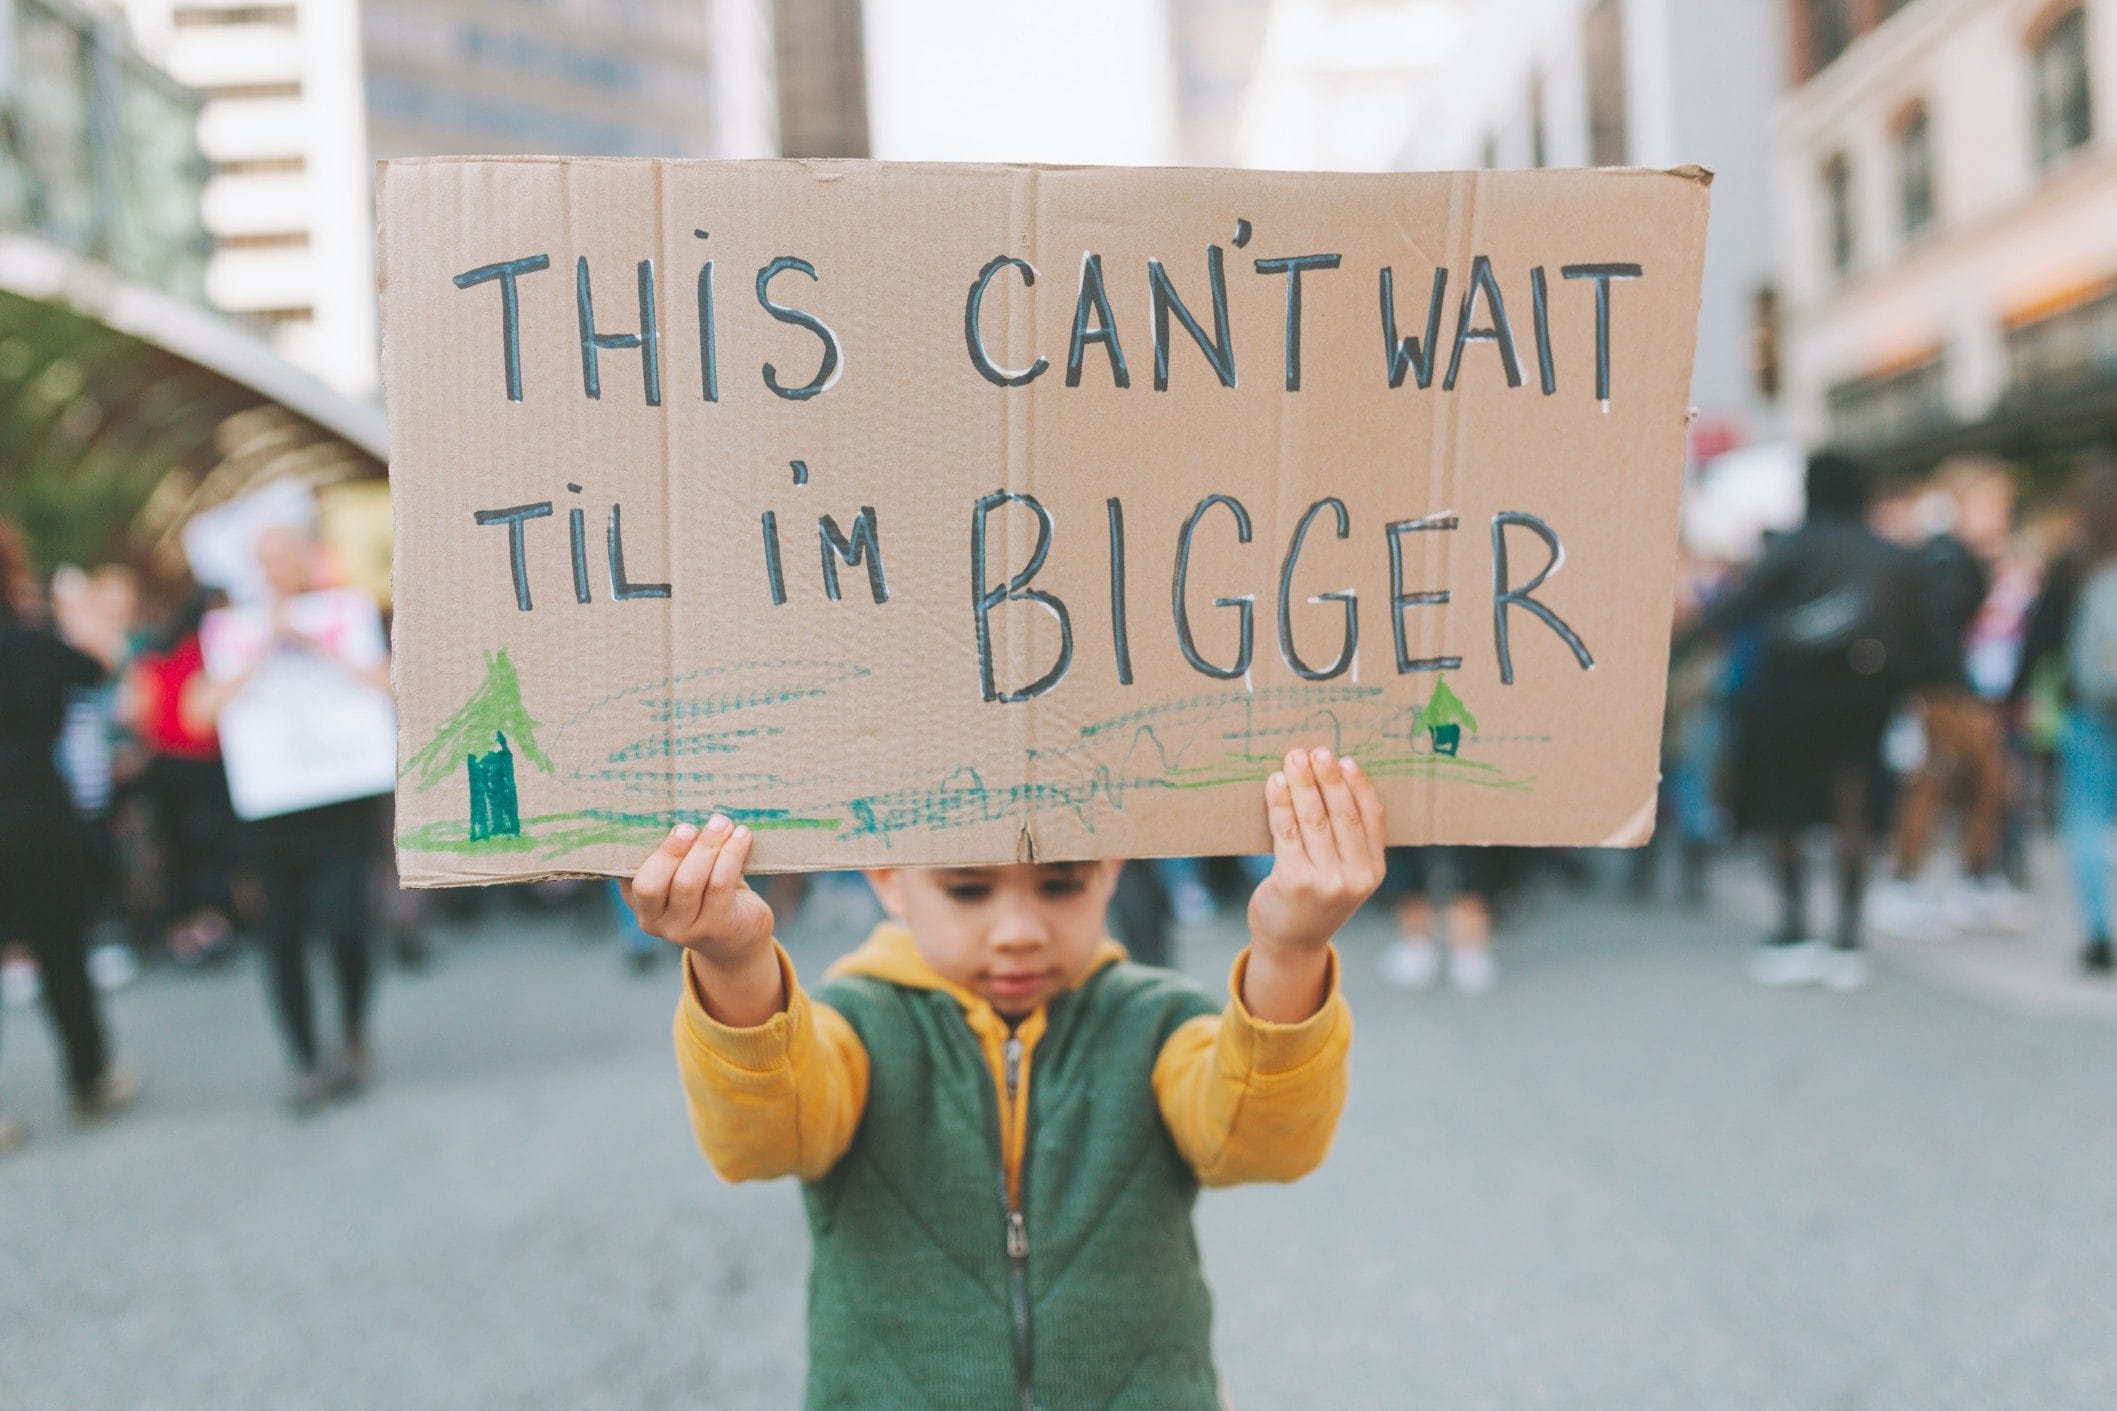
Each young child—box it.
[626,745,1384,1410]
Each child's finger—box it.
[1341,756,1388,875]
[630,823,698,924]
[1308,747,1369,875]
[668,815,732,922]
[1284,747,1337,868]
[1264,767,1309,868]
[705,823,752,901]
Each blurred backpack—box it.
[2066,563,2117,713]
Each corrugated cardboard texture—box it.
[379,158,1711,886]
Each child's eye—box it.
[1040,877,1087,898]
[943,884,992,903]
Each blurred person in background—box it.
[1869,457,2031,938]
[1636,549,1738,906]
[186,526,391,1109]
[2008,458,2117,975]
[1376,847,1508,995]
[50,564,146,990]
[124,587,239,967]
[0,520,144,1154]
[1677,451,1932,990]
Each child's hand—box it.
[623,817,776,967]
[1248,747,1387,960]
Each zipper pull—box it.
[1007,1209,1029,1260]
[1004,1035,1022,1100]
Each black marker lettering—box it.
[972,491,1073,703]
[575,257,662,405]
[1066,253,1130,388]
[1173,493,1254,679]
[1530,265,1557,396]
[1386,513,1462,673]
[1149,246,1237,391]
[473,501,553,612]
[760,511,786,606]
[756,256,841,401]
[1381,266,1448,390]
[965,255,1049,388]
[606,504,671,601]
[1253,253,1341,392]
[818,507,888,604]
[1562,263,1643,402]
[568,506,591,603]
[453,254,551,402]
[1491,511,1593,685]
[1278,497,1357,680]
[1443,255,1523,391]
[1107,497,1133,685]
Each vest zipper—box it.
[1002,1032,1034,1411]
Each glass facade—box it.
[0,0,210,299]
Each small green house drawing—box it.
[402,650,552,841]
[1419,675,1478,757]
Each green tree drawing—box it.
[1419,675,1478,757]
[402,649,553,797]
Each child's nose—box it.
[988,905,1049,949]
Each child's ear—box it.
[864,868,908,920]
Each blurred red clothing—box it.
[132,635,220,761]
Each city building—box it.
[1,0,384,570]
[1212,0,1465,172]
[1775,0,2117,482]
[1393,0,1787,466]
[119,0,779,399]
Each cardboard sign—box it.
[380,158,1710,886]
[203,589,397,820]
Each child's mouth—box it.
[986,972,1046,1003]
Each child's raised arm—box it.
[1242,747,1387,1022]
[625,818,782,1025]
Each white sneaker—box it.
[89,943,138,993]
[1866,879,1954,941]
[1378,936,1442,990]
[1,956,39,1008]
[1748,939,1827,987]
[1955,877,2032,934]
[1820,947,1871,992]
[1447,946,1498,996]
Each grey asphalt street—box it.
[2,866,2114,1410]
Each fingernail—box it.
[1311,746,1333,767]
[733,824,750,840]
[1270,771,1287,790]
[672,822,698,842]
[705,814,731,835]
[1342,756,1362,775]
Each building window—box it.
[1823,153,1855,276]
[1828,354,1950,449]
[1585,0,1628,166]
[2033,7,2094,168]
[2006,282,2117,396]
[1805,0,1855,75]
[1895,104,1935,238]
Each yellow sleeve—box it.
[671,942,871,1184]
[1150,945,1352,1188]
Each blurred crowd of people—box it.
[1664,448,2117,988]
[6,442,2117,1153]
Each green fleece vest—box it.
[803,961,1224,1411]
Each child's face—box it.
[865,860,1124,1017]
